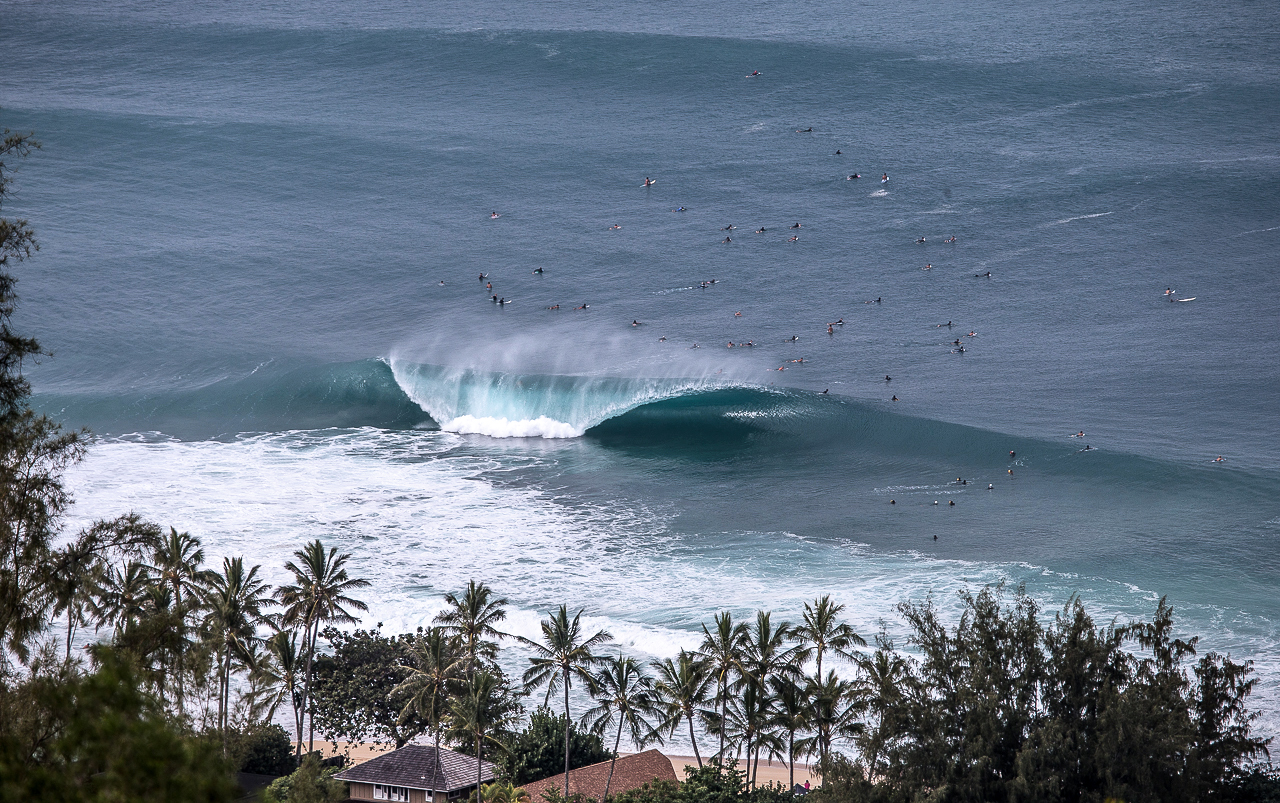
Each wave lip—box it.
[388,358,743,439]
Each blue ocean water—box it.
[4,0,1279,736]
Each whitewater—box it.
[6,0,1280,743]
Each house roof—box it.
[333,745,496,792]
[521,750,678,801]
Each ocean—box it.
[3,0,1278,740]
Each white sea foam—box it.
[444,414,582,439]
[58,431,1280,744]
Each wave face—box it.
[388,358,742,438]
[34,360,431,440]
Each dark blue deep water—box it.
[4,0,1279,737]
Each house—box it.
[521,750,678,801]
[334,745,497,803]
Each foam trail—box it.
[1043,211,1114,226]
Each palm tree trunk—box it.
[717,678,726,760]
[603,717,623,803]
[563,668,571,801]
[306,618,318,754]
[788,731,795,789]
[688,714,702,768]
[65,614,74,663]
[476,732,483,803]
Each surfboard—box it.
[643,180,656,186]
[1177,297,1196,302]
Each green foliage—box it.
[500,705,615,785]
[310,625,430,748]
[261,753,345,803]
[234,723,297,776]
[0,649,236,802]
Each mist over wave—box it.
[387,319,765,437]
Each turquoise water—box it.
[5,0,1279,737]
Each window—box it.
[373,784,410,802]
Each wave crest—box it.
[387,358,738,438]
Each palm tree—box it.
[203,556,273,752]
[520,605,612,802]
[257,628,305,744]
[147,527,214,716]
[804,669,860,768]
[740,610,801,782]
[793,595,865,681]
[88,560,153,633]
[853,645,908,775]
[697,611,748,761]
[276,539,371,754]
[448,670,520,803]
[395,627,465,768]
[652,650,713,767]
[434,580,509,677]
[582,654,662,802]
[47,536,101,663]
[769,675,811,789]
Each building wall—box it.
[349,782,375,801]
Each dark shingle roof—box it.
[333,745,496,792]
[521,750,678,801]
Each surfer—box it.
[892,395,898,401]
[917,236,927,244]
[658,335,666,341]
[975,271,991,278]
[787,335,799,342]
[727,342,734,348]
[1214,455,1225,463]
[953,339,961,346]
[438,280,445,285]
[1010,451,1016,458]
[835,318,844,325]
[828,325,834,334]
[791,222,802,229]
[835,150,842,155]
[1081,445,1094,452]
[490,212,500,218]
[491,295,498,302]
[745,340,755,347]
[722,237,732,243]
[923,263,932,270]
[609,224,621,230]
[486,282,492,290]
[690,343,699,349]
[882,173,889,182]
[478,273,487,281]
[1071,431,1085,438]
[788,235,799,242]
[632,320,641,327]
[848,174,861,180]
[949,500,955,506]
[747,70,761,77]
[755,227,766,233]
[796,127,813,133]
[498,297,508,305]
[547,304,560,310]
[967,331,977,337]
[533,267,544,274]
[674,206,686,212]
[575,303,589,310]
[885,375,891,382]
[946,236,957,243]
[876,297,882,303]
[735,311,742,317]
[644,177,654,186]
[722,224,736,231]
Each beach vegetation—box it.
[499,705,615,786]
